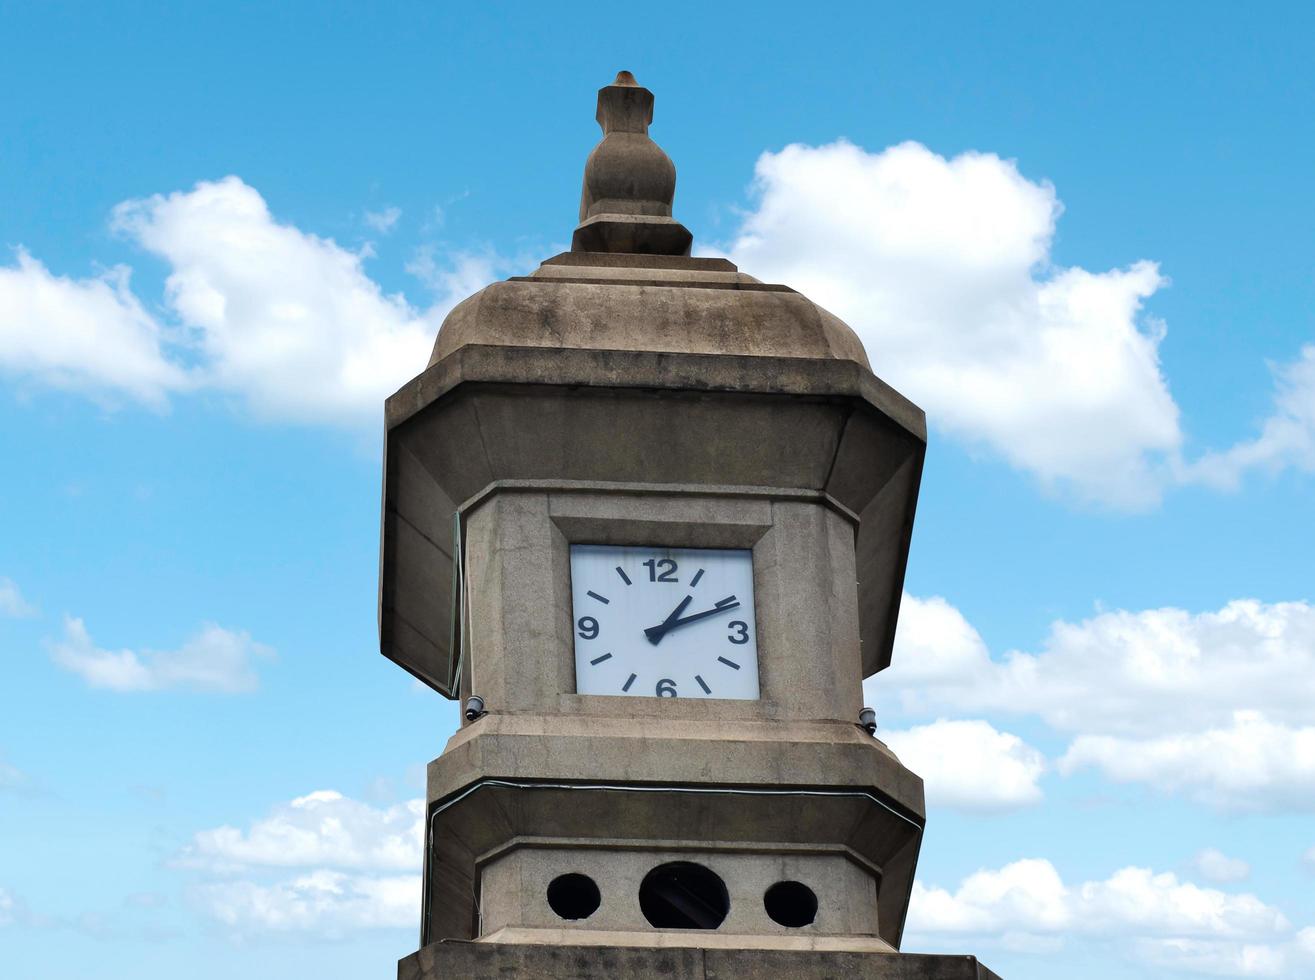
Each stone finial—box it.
[571,72,694,256]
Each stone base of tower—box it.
[399,941,1002,980]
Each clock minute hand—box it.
[657,596,740,636]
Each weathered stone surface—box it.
[450,491,868,722]
[570,71,693,256]
[399,941,1003,980]
[430,257,870,367]
[481,846,878,937]
[379,346,925,695]
[429,717,923,809]
[421,774,923,950]
[378,70,1005,979]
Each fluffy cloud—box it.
[722,140,1315,505]
[873,595,1315,738]
[876,593,990,688]
[178,790,423,937]
[1193,850,1252,884]
[871,594,1315,810]
[0,178,482,428]
[1137,938,1289,977]
[1077,867,1287,939]
[911,860,1288,939]
[0,249,190,407]
[48,616,270,693]
[724,140,1181,507]
[198,870,418,936]
[909,859,1297,975]
[1060,712,1315,811]
[5,160,1311,503]
[910,859,1070,935]
[0,577,36,618]
[1187,345,1315,491]
[111,177,438,426]
[176,790,422,873]
[1137,929,1315,978]
[882,719,1045,811]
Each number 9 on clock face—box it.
[569,544,760,700]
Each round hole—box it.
[546,873,601,920]
[638,861,729,930]
[764,880,817,928]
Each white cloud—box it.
[0,249,189,407]
[363,206,402,234]
[1076,867,1288,939]
[724,140,1181,507]
[178,789,423,936]
[878,593,990,687]
[909,859,1295,975]
[48,616,270,693]
[177,789,422,873]
[1060,712,1315,811]
[0,178,489,427]
[1193,849,1251,884]
[197,870,418,936]
[1136,938,1290,977]
[1305,846,1315,873]
[883,719,1045,811]
[111,177,439,427]
[910,858,1071,935]
[873,595,1315,739]
[0,886,17,927]
[1137,929,1315,978]
[0,577,36,618]
[872,595,1315,810]
[1187,345,1315,491]
[911,860,1288,939]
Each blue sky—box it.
[2,2,1314,977]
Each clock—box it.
[569,544,760,700]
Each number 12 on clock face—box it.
[568,544,761,700]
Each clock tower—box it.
[378,72,1001,979]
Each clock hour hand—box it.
[644,596,739,644]
[644,594,693,646]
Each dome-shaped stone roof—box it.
[428,71,871,371]
[428,251,871,369]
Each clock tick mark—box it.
[695,674,711,694]
[715,595,737,608]
[621,672,637,692]
[717,656,741,670]
[689,568,704,588]
[590,652,613,666]
[615,566,632,585]
[586,590,610,604]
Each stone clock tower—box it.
[378,73,1001,979]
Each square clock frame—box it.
[569,544,761,701]
[453,484,866,726]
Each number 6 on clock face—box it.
[568,544,761,700]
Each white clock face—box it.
[569,544,760,700]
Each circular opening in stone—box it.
[546,873,601,921]
[764,880,818,928]
[638,861,729,930]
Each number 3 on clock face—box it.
[569,544,761,700]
